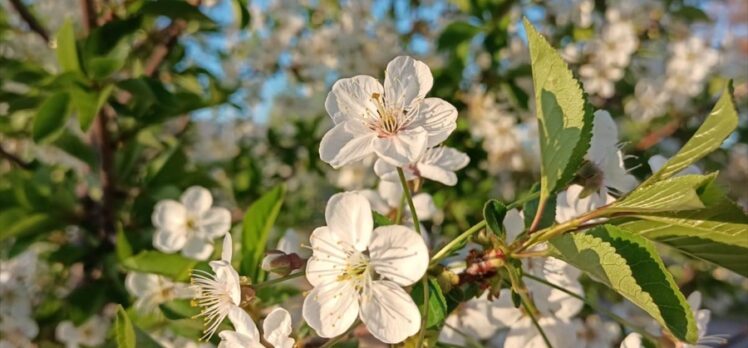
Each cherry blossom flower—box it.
[374,146,469,186]
[125,272,195,313]
[191,234,242,339]
[55,316,109,348]
[360,181,437,223]
[302,192,429,343]
[152,186,232,260]
[576,314,622,348]
[218,306,295,348]
[319,56,457,168]
[684,291,726,348]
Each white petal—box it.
[210,261,242,306]
[181,236,214,261]
[125,272,161,297]
[377,180,403,208]
[431,147,470,170]
[503,209,525,243]
[325,192,373,251]
[263,308,294,348]
[647,154,668,173]
[503,317,583,348]
[620,333,643,348]
[383,56,433,110]
[221,233,234,263]
[199,207,232,239]
[306,227,348,287]
[218,331,256,348]
[151,200,187,231]
[373,127,428,167]
[319,122,376,168]
[228,306,260,341]
[412,98,458,147]
[416,163,457,186]
[687,291,702,312]
[153,228,188,253]
[325,75,384,124]
[55,321,79,344]
[303,281,360,338]
[359,189,391,215]
[181,186,213,214]
[360,280,421,344]
[412,193,437,221]
[488,289,523,328]
[372,159,400,182]
[368,226,428,286]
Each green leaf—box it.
[523,18,593,209]
[550,225,698,343]
[55,20,81,73]
[115,305,136,348]
[411,277,447,329]
[373,211,394,227]
[609,174,713,213]
[72,84,113,131]
[116,226,133,261]
[437,21,481,51]
[523,190,557,230]
[232,0,251,29]
[121,251,197,281]
[32,92,70,143]
[483,199,507,239]
[641,83,738,187]
[240,185,286,282]
[159,299,200,320]
[88,56,125,80]
[619,178,748,276]
[0,209,59,242]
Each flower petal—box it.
[319,122,376,168]
[306,227,348,287]
[263,308,295,348]
[218,331,256,348]
[199,207,232,239]
[181,236,214,261]
[503,209,524,243]
[412,98,458,147]
[181,186,213,214]
[325,75,384,124]
[416,163,457,186]
[153,228,188,253]
[372,127,428,167]
[325,192,373,251]
[221,233,234,263]
[359,280,421,344]
[151,200,187,231]
[368,226,428,286]
[383,56,433,110]
[372,159,400,182]
[303,281,359,338]
[503,317,583,348]
[430,147,470,170]
[210,261,242,306]
[125,272,160,297]
[227,305,261,343]
[412,193,437,221]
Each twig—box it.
[252,271,305,289]
[79,0,97,33]
[636,119,680,151]
[143,20,187,76]
[8,0,50,42]
[0,146,31,169]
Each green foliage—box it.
[55,20,81,73]
[641,83,738,187]
[411,277,448,329]
[71,84,113,131]
[609,174,713,213]
[121,251,198,281]
[523,18,593,209]
[115,305,136,348]
[32,92,70,142]
[550,225,698,343]
[619,177,748,276]
[159,300,200,320]
[483,199,507,239]
[240,184,286,282]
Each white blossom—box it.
[374,146,469,186]
[152,186,232,260]
[320,56,457,168]
[577,315,622,348]
[55,316,109,348]
[125,272,195,313]
[303,192,429,343]
[192,234,242,339]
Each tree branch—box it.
[0,145,32,170]
[8,0,50,42]
[143,20,187,77]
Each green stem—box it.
[515,208,605,253]
[506,265,551,348]
[252,271,305,289]
[522,299,553,348]
[430,220,487,266]
[523,273,660,343]
[396,192,405,224]
[397,168,428,347]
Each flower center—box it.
[186,216,198,230]
[367,93,411,137]
[337,252,370,285]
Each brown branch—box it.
[143,20,187,77]
[79,0,97,33]
[636,118,681,151]
[8,0,50,42]
[0,146,32,170]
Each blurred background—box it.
[1,0,747,347]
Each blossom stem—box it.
[506,264,552,347]
[396,168,428,347]
[524,273,660,343]
[252,271,305,289]
[429,220,487,266]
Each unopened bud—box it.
[261,250,304,276]
[433,265,459,292]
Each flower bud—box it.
[261,250,304,276]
